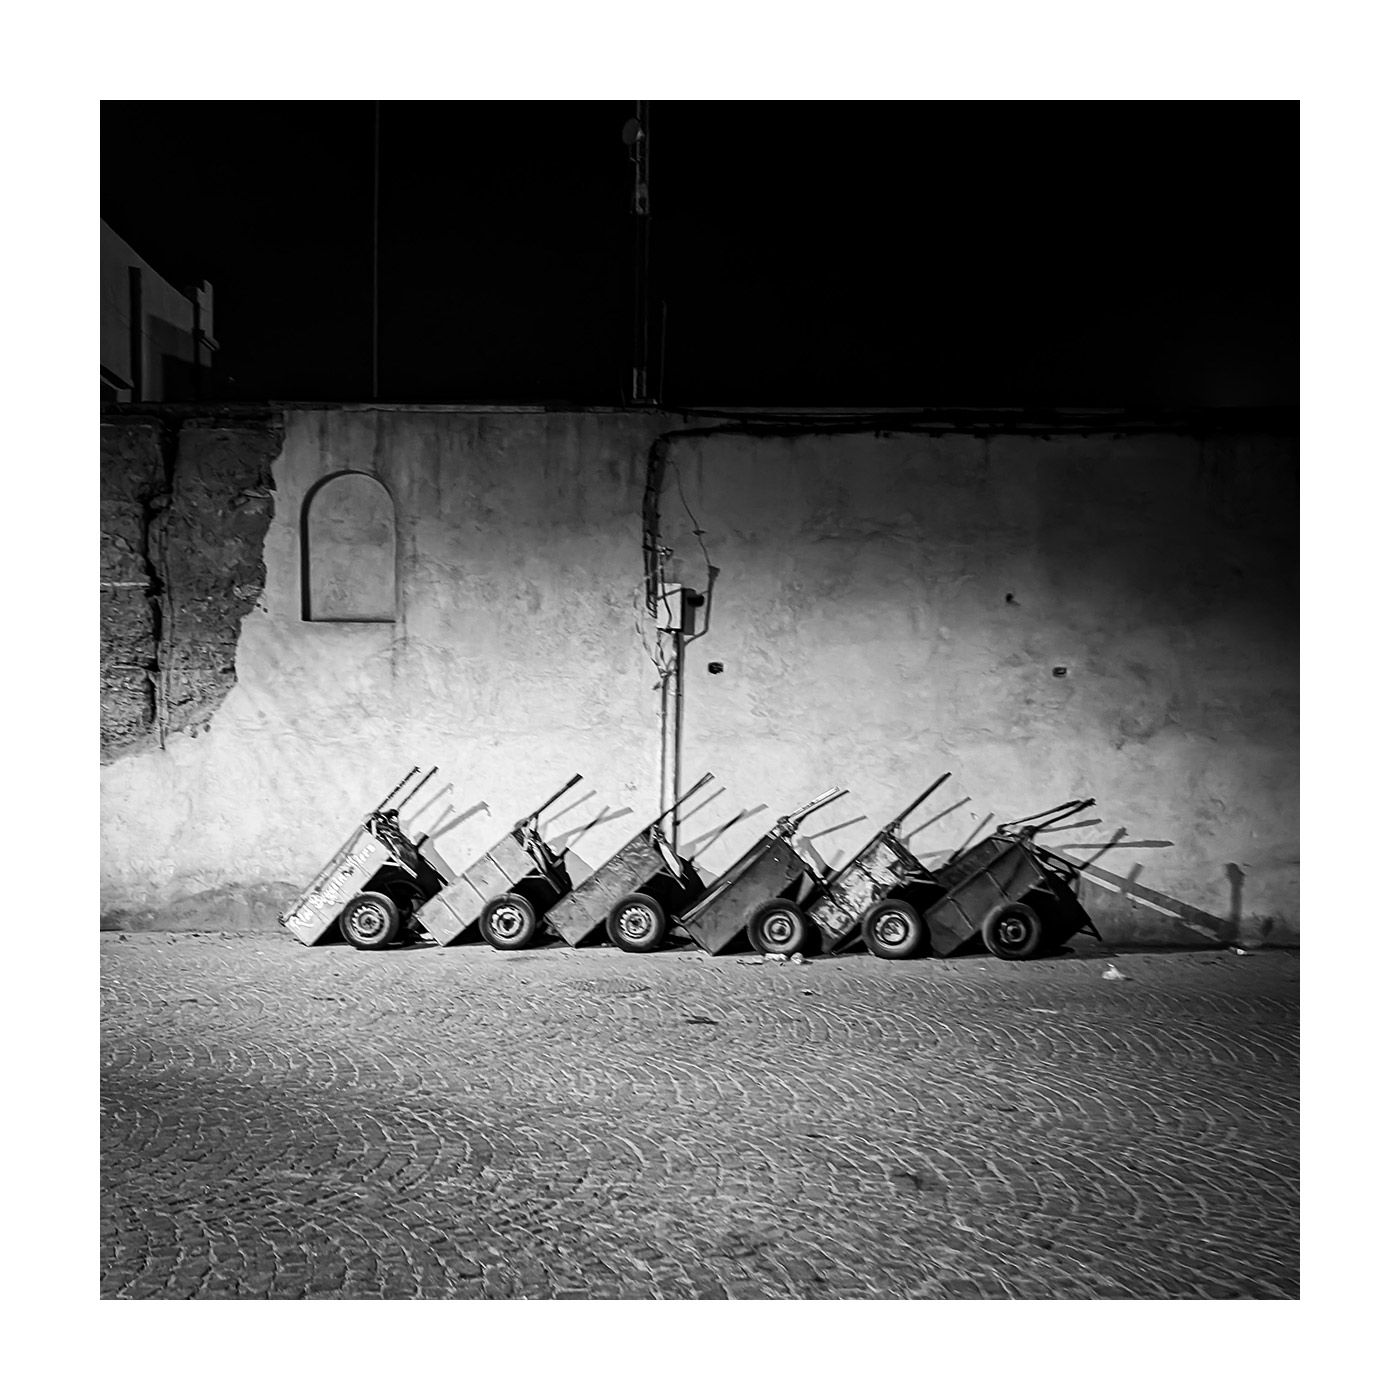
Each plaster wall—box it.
[655,429,1298,941]
[101,409,668,928]
[100,422,164,748]
[100,418,282,762]
[100,409,1298,943]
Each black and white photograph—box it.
[28,4,1366,1370]
[95,89,1300,1308]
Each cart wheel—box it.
[747,899,809,956]
[981,901,1044,960]
[861,899,926,960]
[480,893,537,950]
[606,893,667,953]
[339,891,400,951]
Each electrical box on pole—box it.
[657,584,705,635]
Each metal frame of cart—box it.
[919,799,1101,959]
[542,774,715,951]
[415,774,581,949]
[858,798,1103,961]
[668,787,847,956]
[279,766,454,951]
[752,773,953,958]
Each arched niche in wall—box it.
[301,471,398,622]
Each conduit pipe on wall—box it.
[657,628,680,842]
[644,414,955,840]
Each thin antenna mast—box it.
[371,100,381,400]
[623,101,653,405]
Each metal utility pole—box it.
[371,100,381,400]
[624,101,654,405]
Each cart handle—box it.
[1025,799,1097,835]
[781,787,848,833]
[369,767,419,818]
[1001,798,1096,836]
[654,771,714,831]
[299,768,420,903]
[394,765,439,813]
[517,773,584,828]
[815,773,952,889]
[999,797,1089,831]
[889,772,952,830]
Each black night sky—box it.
[101,100,1298,408]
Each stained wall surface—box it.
[99,408,1298,943]
[101,422,165,749]
[100,417,282,762]
[655,428,1298,942]
[101,409,667,929]
[303,471,398,620]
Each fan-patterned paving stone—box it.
[101,933,1298,1299]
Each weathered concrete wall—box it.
[157,422,283,737]
[100,417,283,762]
[655,428,1298,944]
[100,423,165,750]
[99,408,1297,944]
[303,472,397,620]
[101,409,666,929]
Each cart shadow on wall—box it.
[550,804,636,854]
[666,787,850,957]
[542,775,720,951]
[1044,848,1257,954]
[414,774,583,950]
[679,804,770,873]
[718,785,1102,963]
[279,766,459,952]
[891,812,1242,959]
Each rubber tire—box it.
[340,891,400,951]
[861,899,926,960]
[607,892,667,953]
[747,898,809,956]
[480,893,537,950]
[981,900,1044,960]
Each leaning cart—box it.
[663,787,848,956]
[855,798,1103,961]
[279,766,455,951]
[415,774,581,949]
[746,773,953,958]
[542,774,714,951]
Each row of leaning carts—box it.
[281,767,1102,962]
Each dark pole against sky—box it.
[100,100,1297,409]
[371,100,381,402]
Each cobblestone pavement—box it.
[101,933,1298,1299]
